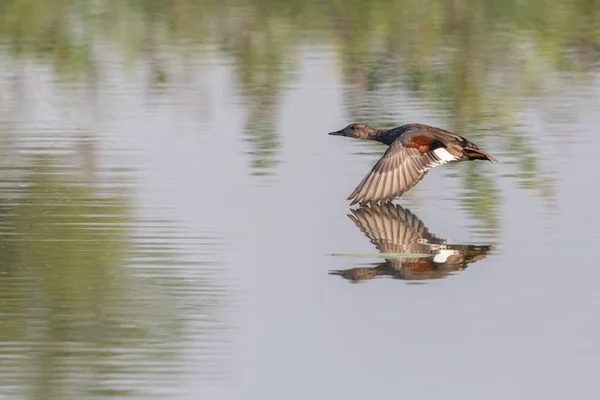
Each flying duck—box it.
[329,204,496,283]
[329,123,498,205]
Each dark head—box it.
[329,123,378,140]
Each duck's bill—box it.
[328,130,344,136]
[464,147,498,163]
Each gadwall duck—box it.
[329,123,497,205]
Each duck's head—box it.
[329,123,377,139]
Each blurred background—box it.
[0,0,599,399]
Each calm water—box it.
[0,1,599,399]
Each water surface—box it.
[0,1,599,399]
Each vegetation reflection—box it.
[0,154,227,398]
[2,0,596,181]
[0,0,595,228]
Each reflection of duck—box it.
[329,204,495,283]
[329,123,497,206]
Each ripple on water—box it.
[0,138,234,398]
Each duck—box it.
[329,123,498,205]
[329,204,496,283]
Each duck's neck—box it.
[370,128,399,146]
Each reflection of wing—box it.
[348,203,443,256]
[330,204,496,283]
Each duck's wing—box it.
[347,133,461,206]
[408,123,498,163]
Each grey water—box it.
[0,1,599,399]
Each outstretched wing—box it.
[347,137,458,206]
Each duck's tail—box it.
[462,147,498,163]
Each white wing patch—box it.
[433,147,458,163]
[433,249,459,263]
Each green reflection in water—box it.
[0,154,229,399]
[1,0,596,219]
